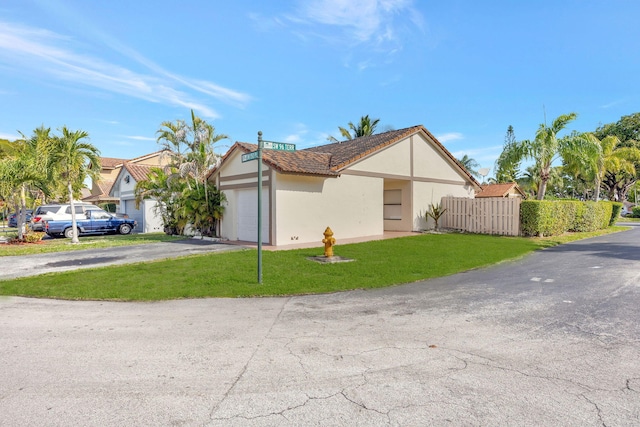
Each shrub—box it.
[23,232,46,243]
[609,202,623,225]
[632,206,640,218]
[521,200,613,237]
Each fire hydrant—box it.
[322,227,336,257]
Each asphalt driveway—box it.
[0,238,245,280]
[1,225,639,426]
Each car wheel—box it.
[119,223,132,235]
[63,227,76,239]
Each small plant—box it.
[632,206,640,218]
[24,232,46,243]
[425,203,447,230]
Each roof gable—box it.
[211,125,480,187]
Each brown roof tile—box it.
[477,183,525,198]
[123,163,155,182]
[100,157,127,169]
[212,125,480,186]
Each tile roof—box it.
[477,183,525,198]
[100,157,128,169]
[305,126,423,170]
[235,142,338,176]
[213,125,479,186]
[123,162,155,182]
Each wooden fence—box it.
[440,197,521,236]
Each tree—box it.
[327,115,380,142]
[576,134,640,201]
[457,154,481,178]
[499,113,598,200]
[593,113,640,201]
[0,127,54,239]
[594,112,640,146]
[146,110,228,236]
[494,125,521,183]
[49,127,100,243]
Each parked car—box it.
[44,209,137,238]
[31,203,103,231]
[8,210,33,228]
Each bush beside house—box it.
[521,200,616,237]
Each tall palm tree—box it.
[500,113,598,200]
[49,127,100,243]
[457,154,481,178]
[328,115,380,142]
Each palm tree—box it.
[457,154,481,178]
[499,113,598,200]
[328,115,380,142]
[49,127,100,243]
[0,127,54,239]
[152,110,228,236]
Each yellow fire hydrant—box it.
[322,226,336,257]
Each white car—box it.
[30,203,104,231]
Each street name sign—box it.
[241,151,259,162]
[263,141,296,151]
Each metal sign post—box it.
[241,132,295,284]
[257,131,263,284]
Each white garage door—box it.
[237,188,269,243]
[124,199,144,232]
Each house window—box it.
[384,189,402,220]
[124,175,130,183]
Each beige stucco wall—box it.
[412,133,468,182]
[348,139,411,176]
[272,173,383,246]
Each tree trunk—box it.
[594,178,601,201]
[18,184,27,240]
[68,181,79,244]
[537,179,548,200]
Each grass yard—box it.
[0,226,628,301]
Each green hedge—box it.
[610,202,623,225]
[521,200,614,237]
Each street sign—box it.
[241,151,259,162]
[263,141,296,151]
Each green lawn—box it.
[0,227,627,301]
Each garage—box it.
[237,188,270,243]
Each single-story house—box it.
[476,183,526,198]
[109,162,164,233]
[208,125,481,246]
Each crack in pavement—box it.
[208,297,291,419]
[581,394,608,427]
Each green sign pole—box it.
[257,131,263,284]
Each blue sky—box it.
[2,0,639,177]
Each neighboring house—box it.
[208,125,481,246]
[83,157,128,206]
[109,162,164,233]
[476,183,526,198]
[84,151,170,210]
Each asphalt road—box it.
[1,225,639,426]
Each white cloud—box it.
[436,132,464,143]
[124,135,156,141]
[0,132,20,140]
[0,21,251,119]
[285,0,423,56]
